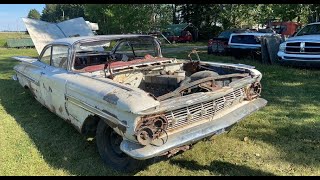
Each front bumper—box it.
[277,51,320,66]
[229,46,260,52]
[120,98,267,160]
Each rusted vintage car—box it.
[12,34,267,172]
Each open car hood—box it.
[23,17,94,55]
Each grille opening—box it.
[165,88,245,130]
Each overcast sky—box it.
[0,4,45,31]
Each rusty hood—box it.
[23,17,94,54]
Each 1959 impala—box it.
[12,20,267,172]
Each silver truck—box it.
[278,22,320,66]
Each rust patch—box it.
[161,145,192,158]
[103,93,119,105]
[183,61,200,76]
[51,105,56,113]
[245,82,262,100]
[27,82,36,98]
[103,118,126,134]
[135,114,168,146]
[59,106,63,113]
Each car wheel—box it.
[96,120,144,172]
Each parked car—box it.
[277,22,320,67]
[12,34,267,172]
[228,32,277,59]
[163,30,193,43]
[207,29,248,55]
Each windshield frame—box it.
[295,23,320,36]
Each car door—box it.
[39,44,73,120]
[19,45,52,106]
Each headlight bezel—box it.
[279,43,286,52]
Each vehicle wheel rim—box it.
[109,130,126,157]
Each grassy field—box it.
[0,32,30,47]
[161,41,207,48]
[0,43,319,175]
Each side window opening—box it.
[40,46,52,65]
[115,41,134,58]
[51,45,70,70]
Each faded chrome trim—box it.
[65,94,129,128]
[120,98,267,160]
[14,69,39,86]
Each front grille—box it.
[285,42,320,54]
[165,88,245,131]
[287,42,300,46]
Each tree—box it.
[41,4,85,22]
[84,4,172,34]
[27,9,41,20]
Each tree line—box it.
[27,4,320,39]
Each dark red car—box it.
[208,29,248,55]
[164,30,193,43]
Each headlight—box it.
[279,43,286,52]
[135,115,168,146]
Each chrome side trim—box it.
[14,69,40,86]
[65,94,129,128]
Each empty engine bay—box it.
[112,61,250,99]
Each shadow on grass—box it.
[170,159,276,176]
[243,121,320,168]
[0,78,137,176]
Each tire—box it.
[180,71,219,87]
[96,120,144,172]
[190,71,219,81]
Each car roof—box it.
[51,34,155,45]
[230,32,274,36]
[306,22,320,25]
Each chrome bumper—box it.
[120,98,267,160]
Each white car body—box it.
[12,19,267,171]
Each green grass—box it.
[0,44,320,175]
[161,41,207,48]
[0,32,30,47]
